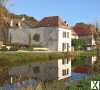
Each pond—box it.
[0,55,97,90]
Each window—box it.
[67,43,69,51]
[62,58,68,64]
[66,58,69,64]
[33,66,40,73]
[62,58,69,64]
[62,59,66,64]
[67,68,69,74]
[63,32,66,38]
[33,34,40,42]
[67,32,69,38]
[62,69,66,76]
[62,43,66,51]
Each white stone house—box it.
[9,58,71,81]
[9,16,72,51]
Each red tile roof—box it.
[37,16,69,29]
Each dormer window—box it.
[64,21,68,27]
[16,23,18,27]
[66,23,68,26]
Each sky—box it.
[7,0,100,26]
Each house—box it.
[9,16,72,51]
[9,58,71,81]
[9,16,39,46]
[77,32,96,50]
[73,23,96,50]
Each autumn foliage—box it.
[73,23,96,36]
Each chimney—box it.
[64,21,69,26]
[10,19,13,27]
[18,21,22,29]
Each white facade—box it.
[9,27,71,51]
[58,28,71,51]
[9,58,71,80]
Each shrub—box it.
[9,47,17,51]
[0,46,8,51]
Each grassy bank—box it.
[75,49,96,56]
[0,49,96,68]
[0,52,68,68]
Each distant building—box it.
[9,58,71,81]
[71,28,79,39]
[73,25,96,50]
[9,16,72,51]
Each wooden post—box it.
[10,76,13,84]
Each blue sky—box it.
[7,0,100,26]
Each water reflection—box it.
[9,58,71,82]
[91,56,97,64]
[0,56,97,89]
[71,56,97,81]
[71,72,86,80]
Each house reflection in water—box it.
[86,56,97,65]
[91,56,96,64]
[9,58,71,82]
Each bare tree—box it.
[0,0,10,45]
[0,0,9,7]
